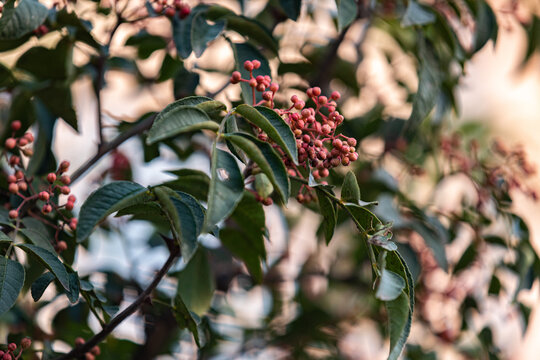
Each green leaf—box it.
[20,217,56,254]
[376,269,406,301]
[207,6,278,55]
[125,31,167,59]
[403,42,441,139]
[163,169,210,201]
[154,187,199,263]
[224,133,290,203]
[172,4,208,58]
[401,1,436,27]
[147,105,219,145]
[345,203,382,231]
[66,272,80,304]
[341,171,361,204]
[472,0,497,52]
[453,242,477,273]
[411,222,448,271]
[0,0,48,40]
[236,104,298,164]
[279,0,302,21]
[383,251,414,360]
[315,188,337,244]
[191,12,225,58]
[219,193,266,283]
[174,291,201,347]
[17,244,70,291]
[176,248,215,315]
[31,271,55,302]
[203,148,244,232]
[77,181,149,242]
[336,0,357,31]
[0,231,12,244]
[0,257,24,315]
[230,41,270,104]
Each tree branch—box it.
[70,114,155,183]
[55,246,179,360]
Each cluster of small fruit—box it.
[4,121,77,252]
[230,61,360,203]
[0,338,31,360]
[151,0,191,18]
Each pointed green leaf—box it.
[336,0,357,31]
[17,244,69,291]
[66,272,80,304]
[147,105,219,145]
[0,0,48,40]
[203,148,244,232]
[472,0,498,52]
[174,291,201,347]
[77,181,149,242]
[176,248,215,315]
[236,104,298,164]
[279,0,302,21]
[20,217,56,254]
[31,271,55,302]
[163,169,210,200]
[341,171,361,204]
[0,257,24,315]
[191,12,225,57]
[401,1,436,27]
[315,188,337,244]
[224,133,290,203]
[172,4,208,58]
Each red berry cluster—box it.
[230,61,359,203]
[4,121,77,252]
[0,338,32,360]
[151,0,191,19]
[74,337,100,360]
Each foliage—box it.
[0,0,538,359]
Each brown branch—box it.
[55,245,180,360]
[70,114,155,183]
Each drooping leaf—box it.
[176,248,215,315]
[236,104,298,164]
[16,244,69,291]
[0,0,48,40]
[31,271,55,302]
[172,4,208,58]
[224,133,290,203]
[66,272,80,304]
[411,221,448,271]
[401,1,436,27]
[154,187,199,263]
[191,12,225,57]
[471,0,498,52]
[203,147,244,232]
[278,0,302,21]
[376,269,406,301]
[77,181,149,242]
[163,169,210,201]
[125,30,167,59]
[341,171,361,204]
[336,0,357,31]
[20,217,56,254]
[174,291,201,347]
[147,105,219,145]
[0,257,24,315]
[453,242,477,273]
[207,6,278,55]
[315,188,337,244]
[230,41,270,104]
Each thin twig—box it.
[55,246,180,360]
[71,114,155,183]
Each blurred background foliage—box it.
[1,0,540,359]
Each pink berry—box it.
[60,186,71,195]
[230,71,242,84]
[60,175,71,185]
[4,138,16,150]
[18,138,28,147]
[8,183,18,194]
[8,210,18,219]
[59,160,70,172]
[312,87,321,96]
[7,175,16,183]
[331,91,341,100]
[21,338,31,350]
[39,191,50,201]
[243,61,254,71]
[68,195,76,203]
[11,121,21,132]
[179,5,190,18]
[47,173,56,183]
[252,60,261,69]
[66,202,74,211]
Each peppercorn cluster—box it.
[230,60,359,203]
[4,120,77,253]
[0,337,32,360]
[151,0,191,18]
